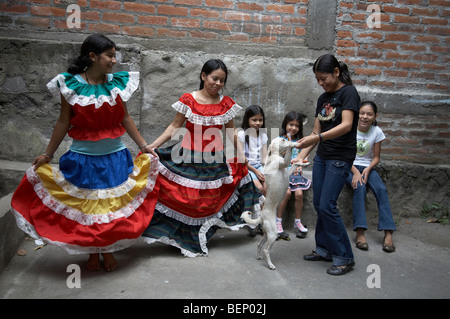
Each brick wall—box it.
[0,0,308,45]
[378,113,450,164]
[336,0,449,93]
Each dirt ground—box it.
[395,217,449,248]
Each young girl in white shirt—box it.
[238,105,268,195]
[347,101,396,252]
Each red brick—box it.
[266,4,295,14]
[89,23,121,33]
[265,24,292,35]
[156,28,187,37]
[190,8,220,19]
[173,0,203,5]
[31,6,65,16]
[204,0,234,9]
[138,16,168,26]
[394,16,420,24]
[90,0,121,10]
[222,11,252,21]
[0,4,28,13]
[423,18,448,25]
[123,26,154,37]
[103,12,135,23]
[355,68,382,76]
[124,2,156,14]
[171,18,200,28]
[337,39,357,47]
[236,3,264,11]
[157,5,189,16]
[337,30,352,38]
[190,30,219,39]
[251,36,277,44]
[204,20,232,31]
[385,34,411,41]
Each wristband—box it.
[43,152,53,159]
[319,134,323,142]
[139,143,148,149]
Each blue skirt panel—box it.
[59,149,134,189]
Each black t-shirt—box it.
[315,85,360,162]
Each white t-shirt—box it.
[238,130,268,167]
[353,125,385,167]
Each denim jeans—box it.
[312,154,354,266]
[346,165,396,232]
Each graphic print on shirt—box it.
[318,102,336,122]
[356,138,370,156]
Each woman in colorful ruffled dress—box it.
[143,59,263,256]
[10,34,160,271]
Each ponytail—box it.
[313,54,353,86]
[67,55,91,74]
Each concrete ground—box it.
[0,217,448,300]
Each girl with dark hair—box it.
[238,105,267,195]
[346,101,396,252]
[296,54,360,275]
[11,34,160,272]
[276,111,311,240]
[143,59,262,256]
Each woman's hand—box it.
[32,154,52,171]
[140,144,158,157]
[297,135,319,149]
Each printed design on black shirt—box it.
[318,102,336,122]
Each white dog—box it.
[241,137,304,270]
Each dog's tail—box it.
[241,211,261,225]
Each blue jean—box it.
[346,165,396,232]
[312,155,354,266]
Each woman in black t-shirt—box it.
[296,54,360,276]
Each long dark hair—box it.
[199,59,228,90]
[67,34,116,74]
[361,100,378,126]
[241,105,265,149]
[312,54,353,86]
[281,111,305,140]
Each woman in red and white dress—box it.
[11,34,160,271]
[143,59,263,256]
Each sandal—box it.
[382,232,395,253]
[356,241,369,250]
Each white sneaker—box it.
[294,220,308,233]
[276,218,284,233]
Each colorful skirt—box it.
[289,172,311,191]
[142,143,263,257]
[10,149,160,254]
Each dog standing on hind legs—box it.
[241,137,304,270]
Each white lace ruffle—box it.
[25,153,159,226]
[154,172,258,227]
[46,72,140,109]
[10,208,139,254]
[158,161,234,189]
[172,99,242,126]
[52,165,139,200]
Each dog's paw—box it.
[268,263,276,270]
